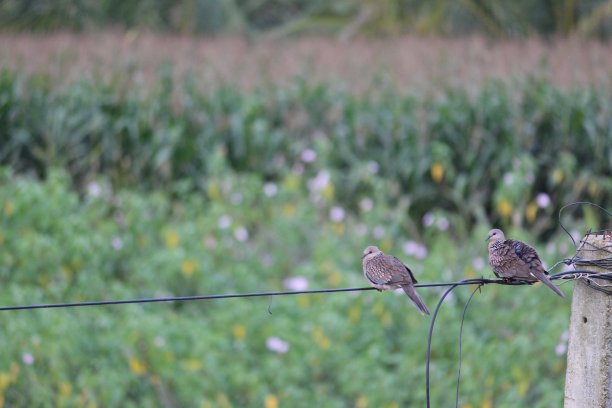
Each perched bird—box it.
[361,246,430,315]
[486,228,565,298]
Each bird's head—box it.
[361,245,382,261]
[486,228,505,243]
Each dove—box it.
[362,246,430,315]
[487,228,565,298]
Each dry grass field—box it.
[1,32,611,90]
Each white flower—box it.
[403,241,428,260]
[561,330,569,342]
[329,206,345,223]
[218,215,232,229]
[266,336,290,354]
[234,227,249,242]
[359,198,373,212]
[154,336,166,348]
[555,343,567,356]
[86,182,102,198]
[22,353,34,365]
[422,213,435,227]
[301,149,317,163]
[283,276,309,291]
[436,217,449,231]
[536,193,551,208]
[308,170,330,193]
[366,161,379,174]
[503,173,514,185]
[263,183,278,197]
[111,237,123,251]
[373,225,385,239]
[472,257,485,271]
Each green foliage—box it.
[0,71,610,237]
[0,167,574,406]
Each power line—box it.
[0,273,606,312]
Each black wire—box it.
[426,283,460,408]
[455,284,482,408]
[558,201,612,249]
[0,273,606,312]
[0,279,521,312]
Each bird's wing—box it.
[392,256,418,284]
[365,263,394,285]
[506,239,547,274]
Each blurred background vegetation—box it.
[0,0,612,38]
[0,1,611,407]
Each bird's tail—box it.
[531,269,566,298]
[401,285,430,315]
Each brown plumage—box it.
[486,228,565,298]
[361,246,430,315]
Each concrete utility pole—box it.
[564,231,612,408]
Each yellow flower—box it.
[327,271,342,287]
[163,230,179,249]
[183,358,202,372]
[322,184,334,201]
[526,202,538,223]
[517,379,529,397]
[216,393,231,408]
[481,396,493,408]
[386,403,400,408]
[331,223,345,236]
[3,201,15,217]
[381,311,393,327]
[207,182,221,200]
[380,238,393,253]
[181,259,197,277]
[265,395,278,408]
[59,382,72,397]
[0,373,11,390]
[497,199,513,218]
[312,327,331,350]
[297,296,310,309]
[348,305,361,324]
[282,174,300,192]
[372,302,385,317]
[355,395,368,408]
[588,180,600,196]
[430,163,444,183]
[552,169,564,184]
[282,203,297,217]
[128,357,146,375]
[232,324,246,341]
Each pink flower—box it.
[266,336,289,354]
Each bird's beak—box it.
[484,235,490,242]
[361,253,366,259]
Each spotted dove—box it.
[487,228,565,298]
[362,246,430,315]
